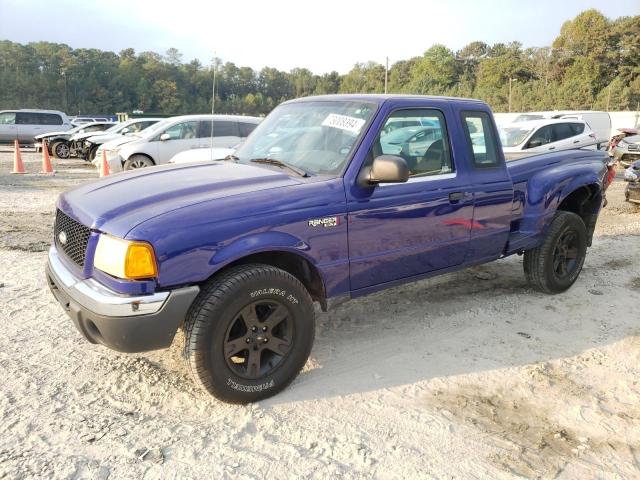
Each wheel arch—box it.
[208,249,328,311]
[124,152,156,167]
[557,183,602,246]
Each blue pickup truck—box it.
[47,95,612,403]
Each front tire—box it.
[183,264,315,403]
[123,155,154,170]
[52,141,70,159]
[524,211,588,294]
[88,144,99,161]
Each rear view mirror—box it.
[160,133,170,141]
[363,155,409,185]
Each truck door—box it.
[459,110,514,263]
[345,105,474,292]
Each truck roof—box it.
[284,94,488,107]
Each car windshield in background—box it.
[500,126,533,147]
[233,100,376,176]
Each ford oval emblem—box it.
[58,231,67,245]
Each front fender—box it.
[209,231,313,267]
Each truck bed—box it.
[505,148,608,255]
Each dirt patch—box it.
[629,277,640,291]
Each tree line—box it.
[0,9,637,116]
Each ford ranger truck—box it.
[46,95,611,403]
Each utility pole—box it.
[384,56,388,94]
[606,84,611,111]
[508,77,517,113]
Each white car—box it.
[500,119,597,160]
[169,147,235,164]
[102,115,261,172]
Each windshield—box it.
[140,119,172,138]
[499,126,534,147]
[233,100,377,176]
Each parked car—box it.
[551,112,611,147]
[91,120,173,165]
[512,114,545,123]
[500,119,597,160]
[104,115,261,171]
[81,118,164,160]
[611,134,640,167]
[608,128,639,154]
[34,122,115,158]
[46,94,612,404]
[169,147,235,164]
[623,159,640,204]
[380,125,444,165]
[0,109,72,144]
[70,116,113,124]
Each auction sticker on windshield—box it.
[322,113,365,134]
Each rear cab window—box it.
[461,111,501,167]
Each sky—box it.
[0,0,638,74]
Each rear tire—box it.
[52,141,70,159]
[123,155,154,170]
[524,211,587,294]
[183,264,315,403]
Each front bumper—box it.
[46,247,200,353]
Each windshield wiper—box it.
[249,158,310,177]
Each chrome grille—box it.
[54,210,91,267]
[627,144,639,152]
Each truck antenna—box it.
[210,53,217,160]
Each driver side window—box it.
[372,109,453,177]
[527,125,553,148]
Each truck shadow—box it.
[261,237,640,406]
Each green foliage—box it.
[0,9,637,115]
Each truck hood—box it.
[57,162,301,237]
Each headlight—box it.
[93,234,157,279]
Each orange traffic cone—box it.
[99,150,110,177]
[41,139,54,174]
[11,140,25,174]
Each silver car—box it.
[104,115,261,171]
[0,109,72,143]
[612,135,640,167]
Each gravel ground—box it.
[0,150,639,479]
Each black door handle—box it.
[449,192,464,202]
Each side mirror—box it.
[362,155,409,186]
[527,139,543,149]
[121,127,130,135]
[160,133,170,141]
